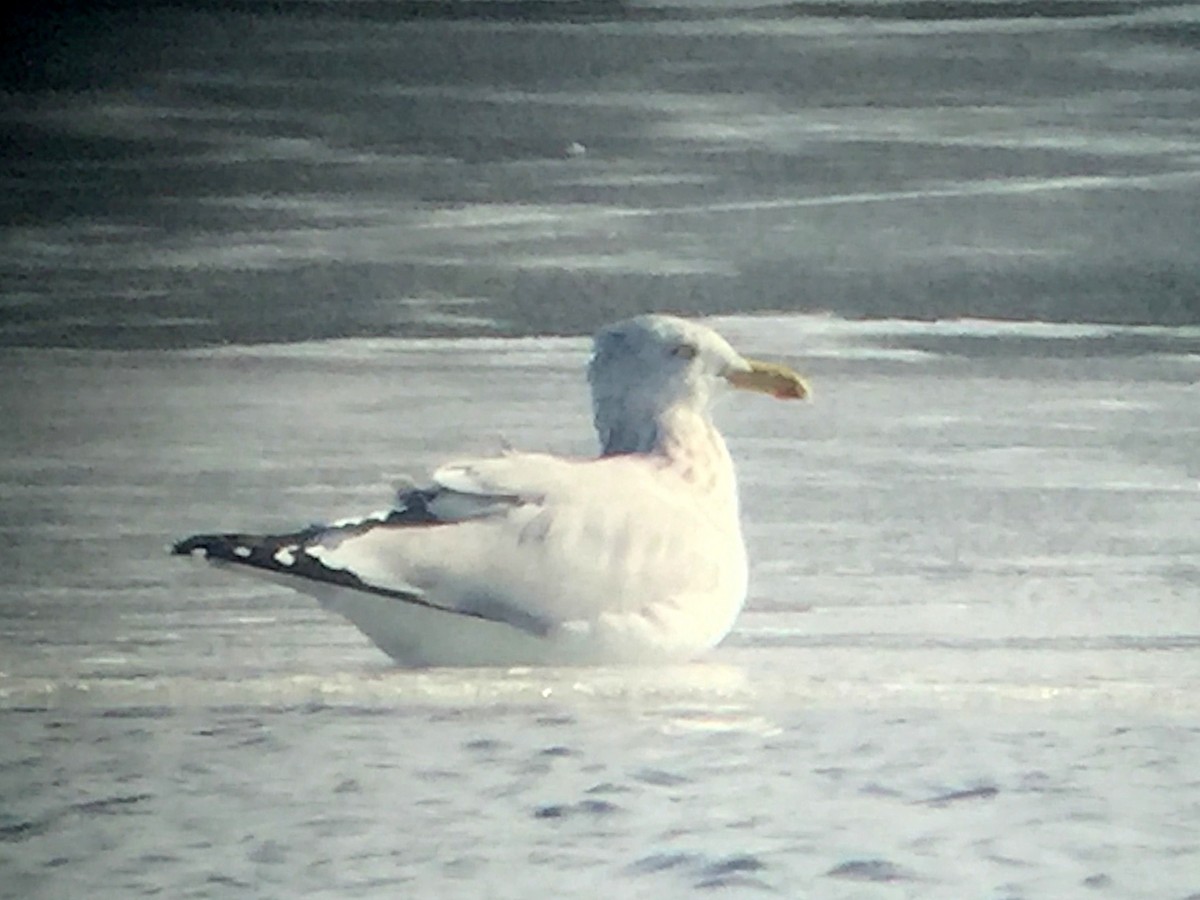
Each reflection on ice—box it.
[0,664,757,714]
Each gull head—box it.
[588,315,808,455]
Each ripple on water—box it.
[0,818,53,843]
[826,859,921,883]
[627,851,698,874]
[632,767,692,787]
[532,799,622,820]
[921,784,1001,806]
[696,854,772,890]
[461,737,509,754]
[627,851,773,892]
[584,781,633,795]
[71,793,153,816]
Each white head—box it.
[588,315,807,455]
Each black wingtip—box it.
[171,533,257,562]
[170,524,485,622]
[168,526,432,607]
[171,534,211,556]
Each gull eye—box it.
[671,342,698,361]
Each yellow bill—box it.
[725,358,810,400]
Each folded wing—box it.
[174,451,738,638]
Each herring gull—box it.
[172,315,808,666]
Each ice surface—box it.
[1,315,1198,897]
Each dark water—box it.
[3,0,1199,349]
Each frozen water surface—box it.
[2,316,1198,898]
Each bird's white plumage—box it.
[176,315,808,667]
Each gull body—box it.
[173,315,808,667]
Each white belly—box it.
[304,581,737,668]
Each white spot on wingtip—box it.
[234,546,252,559]
[274,546,298,566]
